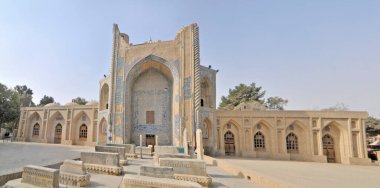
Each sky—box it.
[0,0,379,117]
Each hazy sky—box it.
[1,0,379,117]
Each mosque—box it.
[15,23,370,165]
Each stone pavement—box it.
[213,157,380,188]
[0,142,93,175]
[1,143,256,188]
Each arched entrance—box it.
[322,134,336,163]
[224,131,235,156]
[54,124,62,144]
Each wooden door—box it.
[224,131,235,156]
[323,134,336,163]
[146,134,155,146]
[54,124,62,144]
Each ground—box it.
[2,142,379,188]
[211,157,380,188]
[0,142,256,188]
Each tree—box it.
[0,83,20,129]
[219,83,266,109]
[321,103,349,111]
[265,96,288,110]
[14,85,35,107]
[366,116,380,128]
[72,97,87,105]
[39,95,54,106]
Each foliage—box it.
[14,85,35,107]
[219,83,266,109]
[72,97,88,105]
[39,95,54,106]
[321,103,349,111]
[366,116,380,129]
[0,83,21,129]
[265,96,288,110]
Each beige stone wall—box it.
[16,103,98,146]
[215,110,369,164]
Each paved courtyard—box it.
[214,157,380,188]
[0,142,93,175]
[0,142,256,187]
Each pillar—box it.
[196,129,204,160]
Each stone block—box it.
[154,146,180,155]
[59,160,90,187]
[153,154,191,165]
[21,165,59,188]
[107,143,137,158]
[174,174,212,188]
[121,174,201,188]
[135,145,153,156]
[81,152,122,175]
[107,143,136,154]
[159,158,207,176]
[59,160,86,175]
[95,145,127,165]
[140,165,174,179]
[81,152,120,166]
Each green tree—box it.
[72,97,87,105]
[265,96,288,110]
[321,103,349,111]
[14,85,35,107]
[219,83,266,109]
[366,116,380,128]
[0,83,20,129]
[39,95,54,106]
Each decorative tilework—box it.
[184,77,191,99]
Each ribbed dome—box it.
[44,103,60,107]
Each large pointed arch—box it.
[124,54,180,146]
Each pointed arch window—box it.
[79,124,88,141]
[254,131,265,150]
[33,123,40,137]
[286,133,299,153]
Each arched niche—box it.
[72,111,91,145]
[100,84,109,111]
[200,77,212,108]
[46,111,65,143]
[221,120,241,156]
[285,120,307,160]
[322,121,342,163]
[253,120,275,154]
[125,55,180,146]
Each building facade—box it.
[16,24,370,164]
